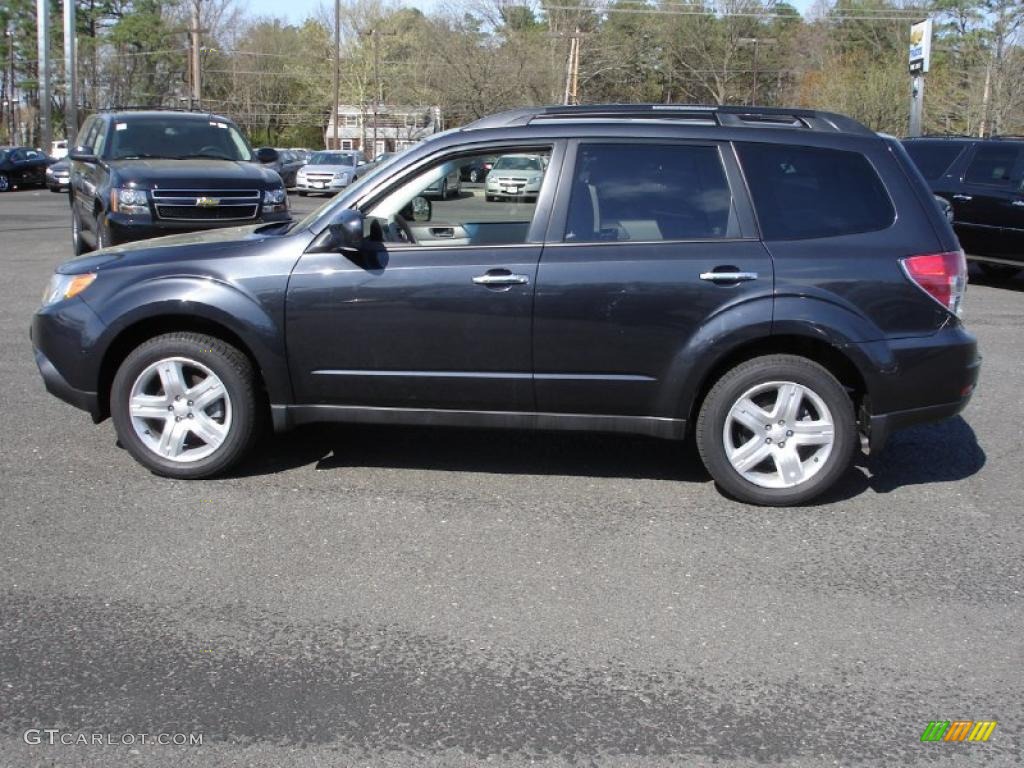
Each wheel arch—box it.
[96,310,287,421]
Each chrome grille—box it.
[151,189,260,222]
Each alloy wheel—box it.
[723,381,835,489]
[128,356,233,463]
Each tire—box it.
[485,195,496,202]
[469,169,480,183]
[695,355,857,506]
[96,216,112,250]
[71,206,92,256]
[110,333,260,479]
[978,263,1020,280]
[0,173,9,192]
[298,191,308,197]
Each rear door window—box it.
[964,144,1022,187]
[902,141,967,180]
[736,143,895,240]
[563,143,737,242]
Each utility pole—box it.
[63,0,76,142]
[563,27,580,106]
[7,27,15,143]
[332,0,340,149]
[738,37,775,106]
[190,0,201,110]
[37,0,51,151]
[371,29,380,156]
[907,18,931,138]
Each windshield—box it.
[0,150,7,163]
[309,152,356,166]
[107,118,254,161]
[493,155,542,171]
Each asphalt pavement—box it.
[1,187,1021,767]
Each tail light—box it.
[900,250,967,317]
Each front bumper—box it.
[106,209,291,245]
[294,178,349,193]
[31,299,108,421]
[34,347,100,419]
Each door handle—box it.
[699,271,758,283]
[472,271,529,287]
[952,194,973,202]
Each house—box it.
[324,105,442,155]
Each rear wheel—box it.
[469,169,480,183]
[298,191,308,197]
[978,263,1020,280]
[696,355,857,506]
[110,333,260,479]
[0,173,9,192]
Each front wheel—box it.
[0,173,9,192]
[110,333,260,479]
[696,355,857,506]
[469,169,480,183]
[71,206,91,255]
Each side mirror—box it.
[68,146,97,163]
[400,196,431,223]
[255,147,279,164]
[327,209,365,252]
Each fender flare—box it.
[93,276,293,405]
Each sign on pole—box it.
[909,18,932,74]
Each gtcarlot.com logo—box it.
[921,720,997,743]
[24,729,203,746]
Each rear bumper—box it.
[862,325,981,451]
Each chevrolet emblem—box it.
[195,196,220,207]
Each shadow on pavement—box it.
[235,415,986,502]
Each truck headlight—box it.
[262,187,287,212]
[111,187,148,215]
[41,272,96,306]
[263,188,286,205]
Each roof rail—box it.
[98,104,206,114]
[463,104,875,136]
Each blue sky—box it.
[243,0,818,26]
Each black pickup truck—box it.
[903,136,1024,279]
[68,110,290,253]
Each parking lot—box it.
[1,187,1022,765]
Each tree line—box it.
[1,0,1021,149]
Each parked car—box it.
[256,148,305,188]
[903,136,1024,279]
[46,157,71,192]
[32,104,979,506]
[485,154,545,201]
[423,163,462,199]
[460,155,496,183]
[294,151,366,196]
[67,110,289,253]
[0,146,49,191]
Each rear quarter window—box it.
[736,143,895,240]
[902,141,967,180]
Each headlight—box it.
[41,272,96,306]
[262,188,286,205]
[111,187,148,214]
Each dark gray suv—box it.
[32,105,980,505]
